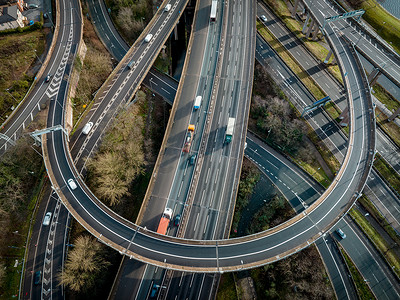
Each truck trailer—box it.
[156,208,173,235]
[210,0,217,21]
[194,96,202,110]
[183,124,195,153]
[225,117,235,143]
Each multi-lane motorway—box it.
[10,0,400,296]
[42,16,374,270]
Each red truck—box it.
[156,208,173,235]
[183,124,195,153]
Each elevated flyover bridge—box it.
[42,5,375,269]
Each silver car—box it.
[43,212,52,226]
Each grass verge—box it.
[338,244,376,299]
[257,21,350,134]
[257,22,326,100]
[347,0,400,54]
[376,108,400,148]
[0,29,45,122]
[349,207,400,278]
[261,0,343,84]
[372,84,400,112]
[358,195,400,248]
[373,153,400,196]
[216,273,238,300]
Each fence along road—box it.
[42,6,375,272]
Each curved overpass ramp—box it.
[42,8,375,272]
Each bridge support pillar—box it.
[368,68,381,86]
[312,23,320,40]
[302,12,310,34]
[388,106,400,122]
[339,106,349,127]
[305,18,315,38]
[291,0,300,17]
[174,24,179,40]
[324,49,333,64]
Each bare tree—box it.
[58,235,109,293]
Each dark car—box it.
[174,214,181,226]
[150,283,160,298]
[189,154,196,165]
[34,270,41,285]
[45,74,51,83]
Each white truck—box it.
[194,96,202,110]
[225,117,235,143]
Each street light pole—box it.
[5,88,18,106]
[33,49,43,65]
[47,11,55,28]
[149,78,155,96]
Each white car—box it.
[336,228,346,239]
[144,34,153,43]
[68,178,78,190]
[260,15,267,22]
[82,122,93,135]
[164,3,171,11]
[43,212,52,226]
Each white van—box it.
[194,96,202,110]
[82,122,93,135]
[144,34,153,43]
[164,4,171,12]
[68,178,78,190]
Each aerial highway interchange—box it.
[1,0,400,298]
[42,0,374,272]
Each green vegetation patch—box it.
[251,63,335,185]
[0,138,44,298]
[0,30,45,122]
[257,22,326,100]
[373,153,400,195]
[244,196,332,299]
[358,195,400,246]
[86,101,146,207]
[58,235,111,296]
[346,0,400,54]
[339,245,376,299]
[261,0,343,83]
[230,159,261,236]
[372,84,400,112]
[216,273,238,300]
[105,0,152,43]
[349,207,400,278]
[375,108,400,148]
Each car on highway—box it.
[82,122,93,135]
[28,3,38,9]
[336,228,346,239]
[164,3,171,11]
[260,15,267,22]
[189,154,196,165]
[34,270,41,285]
[144,34,153,43]
[174,214,181,226]
[68,178,78,190]
[43,212,52,226]
[45,74,51,83]
[150,283,160,298]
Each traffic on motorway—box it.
[41,1,375,271]
[4,0,400,297]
